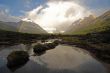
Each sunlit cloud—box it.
[23,0,92,33]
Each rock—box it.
[33,44,46,56]
[7,51,29,71]
[33,41,59,56]
[46,40,60,49]
[53,40,59,46]
[45,43,56,50]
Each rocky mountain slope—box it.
[65,10,110,35]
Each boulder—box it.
[33,44,46,56]
[33,41,59,56]
[45,43,56,50]
[53,40,59,46]
[7,51,29,71]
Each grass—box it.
[70,15,110,35]
[0,29,55,45]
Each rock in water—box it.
[7,51,29,71]
[45,43,56,50]
[53,40,59,46]
[33,44,46,56]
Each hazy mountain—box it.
[0,21,47,34]
[18,21,47,34]
[0,21,18,31]
[65,10,110,35]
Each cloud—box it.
[0,8,21,22]
[22,0,32,8]
[23,0,92,33]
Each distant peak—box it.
[102,10,110,16]
[22,18,33,22]
[88,15,96,18]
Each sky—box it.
[0,0,110,33]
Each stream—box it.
[0,42,107,73]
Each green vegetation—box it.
[62,11,110,63]
[0,10,110,64]
[0,29,55,46]
[70,11,110,35]
[33,40,59,56]
[18,21,47,34]
[61,33,110,63]
[0,21,17,31]
[62,26,110,63]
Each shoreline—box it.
[59,41,110,73]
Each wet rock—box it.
[46,40,60,49]
[33,41,59,56]
[45,43,56,50]
[53,40,59,46]
[7,51,29,71]
[33,44,46,56]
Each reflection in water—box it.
[0,44,107,73]
[7,60,28,72]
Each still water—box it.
[0,44,107,73]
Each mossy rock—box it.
[33,41,59,56]
[45,43,56,50]
[7,51,29,69]
[53,40,59,46]
[33,44,46,55]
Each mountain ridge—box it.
[65,10,110,35]
[0,20,47,34]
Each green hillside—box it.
[63,11,110,63]
[69,10,110,35]
[0,21,47,34]
[18,21,47,34]
[0,21,18,32]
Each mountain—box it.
[18,21,47,34]
[0,21,47,34]
[65,10,110,35]
[0,21,18,31]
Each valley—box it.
[0,9,110,73]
